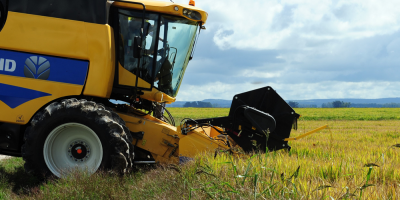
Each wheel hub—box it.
[68,141,91,162]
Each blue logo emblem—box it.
[24,56,51,80]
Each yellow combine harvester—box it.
[0,0,301,177]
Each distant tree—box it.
[197,101,213,108]
[383,103,400,108]
[197,101,205,107]
[183,101,197,107]
[332,101,350,108]
[349,103,400,108]
[183,101,213,108]
[300,104,317,108]
[332,101,342,108]
[350,103,379,108]
[322,102,333,108]
[203,102,213,108]
[343,102,351,108]
[288,101,299,108]
[212,103,220,108]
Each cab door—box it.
[110,6,159,96]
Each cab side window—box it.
[118,9,159,84]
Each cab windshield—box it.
[118,9,199,97]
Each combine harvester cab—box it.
[184,86,300,152]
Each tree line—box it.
[321,101,351,108]
[287,101,318,108]
[288,101,400,108]
[348,103,400,108]
[183,100,400,108]
[183,101,214,108]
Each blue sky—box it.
[160,0,400,101]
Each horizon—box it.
[177,97,400,102]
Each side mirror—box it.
[132,22,151,59]
[132,36,142,58]
[143,22,151,36]
[0,0,8,32]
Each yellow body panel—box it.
[179,131,226,158]
[83,24,115,98]
[119,64,151,88]
[118,109,229,163]
[0,12,88,60]
[113,0,208,24]
[118,112,179,161]
[198,126,224,138]
[141,89,176,104]
[0,75,83,124]
[119,63,176,103]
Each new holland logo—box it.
[0,58,16,72]
[24,56,51,80]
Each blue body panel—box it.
[0,49,89,85]
[0,83,51,109]
[0,49,89,109]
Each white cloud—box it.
[241,70,281,78]
[157,0,400,51]
[193,0,400,50]
[178,81,235,101]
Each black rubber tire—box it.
[21,98,134,177]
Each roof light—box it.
[174,6,179,11]
[189,0,195,6]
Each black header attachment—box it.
[187,86,300,152]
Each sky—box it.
[160,0,400,101]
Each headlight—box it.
[182,9,201,20]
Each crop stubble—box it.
[0,108,399,199]
[168,108,400,199]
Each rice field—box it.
[168,107,400,122]
[0,108,400,199]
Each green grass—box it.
[1,108,400,199]
[168,107,400,121]
[294,108,400,120]
[167,108,229,124]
